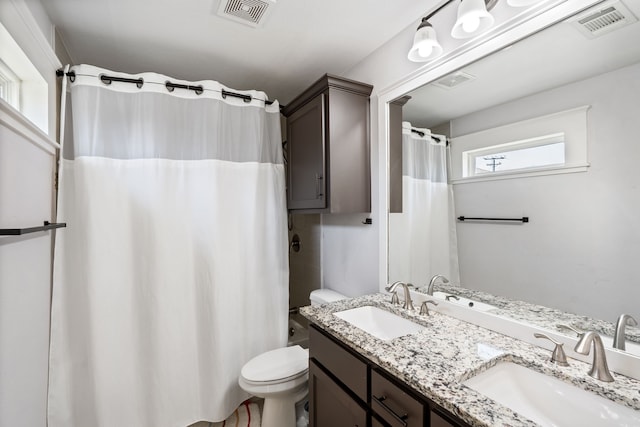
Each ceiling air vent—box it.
[217,0,276,28]
[570,0,637,39]
[433,71,476,90]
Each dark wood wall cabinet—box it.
[308,325,471,427]
[283,74,373,213]
[389,96,411,214]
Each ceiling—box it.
[402,0,640,129]
[39,0,437,104]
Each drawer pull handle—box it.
[372,395,408,427]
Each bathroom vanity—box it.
[301,293,640,427]
[309,323,466,427]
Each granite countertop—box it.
[300,293,640,427]
[428,283,640,344]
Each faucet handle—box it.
[557,324,584,337]
[534,333,569,366]
[419,300,438,316]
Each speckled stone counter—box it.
[300,293,640,427]
[426,284,640,344]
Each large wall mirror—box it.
[388,0,640,351]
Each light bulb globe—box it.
[451,0,495,39]
[462,15,480,33]
[418,44,434,58]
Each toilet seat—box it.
[241,369,307,386]
[240,345,309,385]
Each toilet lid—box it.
[241,345,309,383]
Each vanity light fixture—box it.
[408,18,444,62]
[408,0,544,62]
[451,0,495,39]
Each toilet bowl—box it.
[239,345,309,427]
[238,288,347,427]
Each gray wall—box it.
[288,214,321,321]
[451,62,640,321]
[325,0,596,297]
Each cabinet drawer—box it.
[309,325,367,401]
[309,360,367,427]
[371,415,387,427]
[371,369,424,427]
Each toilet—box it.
[238,288,347,427]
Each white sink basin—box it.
[464,362,640,426]
[333,306,425,341]
[432,291,496,312]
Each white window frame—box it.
[0,58,22,110]
[463,132,566,177]
[0,1,61,137]
[450,106,590,184]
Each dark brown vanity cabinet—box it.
[308,324,469,427]
[309,361,368,427]
[283,74,373,213]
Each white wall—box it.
[0,100,58,427]
[451,62,640,321]
[0,2,62,426]
[320,11,421,297]
[324,0,600,296]
[23,0,55,46]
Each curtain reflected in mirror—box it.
[389,122,459,288]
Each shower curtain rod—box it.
[410,128,449,146]
[56,69,284,109]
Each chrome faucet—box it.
[426,274,449,295]
[419,300,438,316]
[386,281,415,311]
[613,314,638,351]
[574,331,614,382]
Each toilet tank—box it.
[309,289,347,306]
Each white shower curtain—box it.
[389,122,459,287]
[49,65,288,427]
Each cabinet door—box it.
[388,98,404,213]
[371,415,388,427]
[309,360,367,427]
[309,325,368,401]
[431,411,458,427]
[287,93,326,210]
